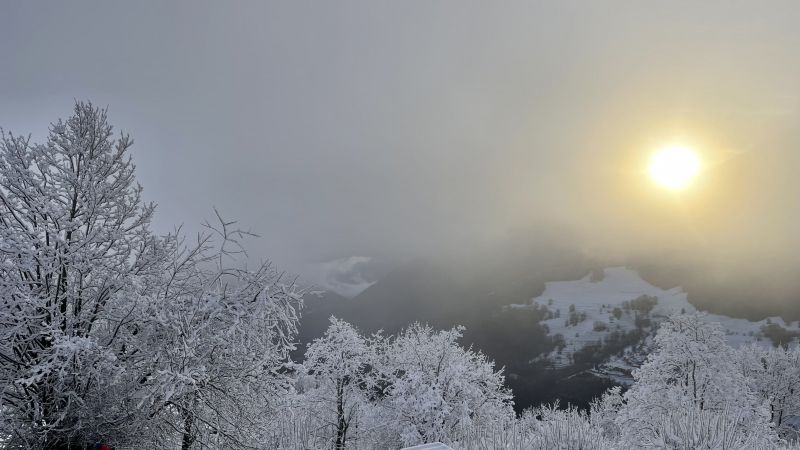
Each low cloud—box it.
[306,256,381,298]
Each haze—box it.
[3,1,800,294]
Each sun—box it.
[648,146,701,191]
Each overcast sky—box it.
[3,2,800,292]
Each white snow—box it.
[402,444,454,450]
[512,267,800,369]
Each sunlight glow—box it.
[648,146,701,191]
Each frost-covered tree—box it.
[0,103,303,449]
[291,321,515,448]
[616,313,776,448]
[128,216,303,450]
[300,317,379,449]
[737,344,800,436]
[620,404,779,450]
[590,386,624,441]
[0,102,157,447]
[520,403,608,450]
[378,323,514,447]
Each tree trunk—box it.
[181,408,195,450]
[335,379,348,449]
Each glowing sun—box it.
[648,146,701,191]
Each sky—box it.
[3,2,800,295]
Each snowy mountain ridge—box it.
[510,267,800,377]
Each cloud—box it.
[305,256,380,298]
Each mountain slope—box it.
[296,259,800,410]
[515,267,800,378]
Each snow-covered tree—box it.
[378,323,514,447]
[0,102,157,447]
[300,317,380,449]
[737,344,800,437]
[128,215,303,449]
[616,313,777,448]
[520,403,608,450]
[0,103,303,449]
[590,386,624,441]
[621,403,779,450]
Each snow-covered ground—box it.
[512,267,800,372]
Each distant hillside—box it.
[296,249,800,411]
[514,267,800,383]
[297,241,594,342]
